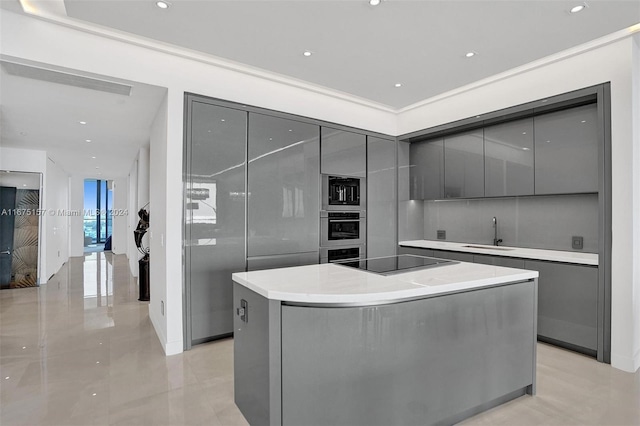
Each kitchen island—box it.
[232,256,539,426]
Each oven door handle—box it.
[329,219,361,223]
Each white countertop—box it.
[399,240,598,266]
[232,261,538,305]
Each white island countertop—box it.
[400,240,599,266]
[232,261,538,305]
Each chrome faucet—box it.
[492,217,503,246]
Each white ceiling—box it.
[0,171,41,190]
[0,58,167,178]
[60,0,640,109]
[0,0,638,180]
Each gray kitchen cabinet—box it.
[184,100,247,345]
[432,249,475,263]
[444,130,484,198]
[484,118,534,197]
[321,128,366,177]
[367,137,397,258]
[410,138,444,200]
[534,104,599,194]
[473,254,525,268]
[247,113,320,258]
[398,246,435,257]
[524,259,598,354]
[247,252,320,271]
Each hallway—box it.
[0,253,247,425]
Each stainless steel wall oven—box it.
[320,211,366,247]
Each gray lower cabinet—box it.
[444,130,484,198]
[534,103,599,194]
[367,137,397,258]
[410,138,444,200]
[184,99,247,345]
[247,113,320,259]
[432,249,475,263]
[235,280,537,426]
[473,254,525,268]
[320,127,366,177]
[398,246,434,257]
[524,260,598,354]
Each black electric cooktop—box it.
[336,254,456,276]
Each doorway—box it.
[0,171,42,289]
[83,179,113,253]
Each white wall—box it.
[110,177,128,255]
[631,34,640,372]
[149,92,175,353]
[128,159,139,277]
[44,158,70,281]
[398,37,639,372]
[68,176,84,257]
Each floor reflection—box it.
[0,252,247,426]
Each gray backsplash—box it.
[421,194,598,253]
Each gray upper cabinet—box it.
[247,113,320,258]
[444,130,484,198]
[534,104,599,194]
[367,137,397,258]
[410,139,444,200]
[185,101,247,343]
[321,128,366,177]
[484,118,534,197]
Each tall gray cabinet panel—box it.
[320,128,366,177]
[484,118,534,197]
[534,104,599,194]
[247,113,320,260]
[185,100,246,345]
[444,130,484,198]
[410,139,444,199]
[367,137,397,258]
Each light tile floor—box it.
[1,252,638,425]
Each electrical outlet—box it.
[437,230,446,240]
[572,236,584,250]
[161,300,164,316]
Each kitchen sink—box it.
[463,245,514,251]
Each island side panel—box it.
[233,282,282,426]
[281,280,536,426]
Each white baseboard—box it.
[148,304,183,356]
[611,348,640,373]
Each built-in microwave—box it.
[320,210,366,247]
[322,174,366,211]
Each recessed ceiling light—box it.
[303,51,312,57]
[570,4,586,13]
[220,119,225,122]
[85,139,92,142]
[369,0,381,5]
[522,132,527,135]
[288,129,292,132]
[91,156,96,159]
[581,120,587,123]
[156,1,170,9]
[522,147,530,151]
[22,184,27,187]
[79,121,87,125]
[394,83,402,88]
[465,52,476,58]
